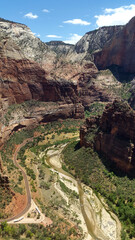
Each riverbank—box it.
[46,144,121,240]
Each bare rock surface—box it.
[94,17,135,73]
[80,100,135,173]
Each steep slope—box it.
[0,18,86,146]
[80,100,135,173]
[0,17,130,146]
[94,17,135,73]
[0,17,115,111]
[66,25,123,62]
[0,18,56,65]
[46,41,74,56]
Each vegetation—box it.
[2,100,57,126]
[63,141,135,239]
[117,83,131,101]
[0,221,82,240]
[59,180,79,199]
[0,182,12,218]
[0,128,35,194]
[0,118,82,219]
[85,102,105,118]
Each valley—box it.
[0,13,135,240]
[0,119,121,239]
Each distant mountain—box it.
[0,17,56,64]
[66,25,123,62]
[46,41,74,56]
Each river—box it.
[46,145,121,240]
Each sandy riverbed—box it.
[46,145,121,240]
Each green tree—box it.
[26,230,33,238]
[19,224,26,234]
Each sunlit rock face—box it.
[94,17,135,73]
[0,16,134,148]
[66,25,123,62]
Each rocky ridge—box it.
[46,41,74,56]
[80,100,135,173]
[94,17,135,73]
[0,18,118,111]
[0,19,56,65]
[0,101,84,146]
[66,25,123,62]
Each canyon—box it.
[1,16,135,146]
[0,15,135,239]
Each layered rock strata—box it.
[0,101,84,147]
[80,100,135,172]
[94,17,135,73]
[66,25,123,62]
[0,17,128,148]
[46,41,74,56]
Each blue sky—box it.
[0,0,135,44]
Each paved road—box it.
[0,138,34,223]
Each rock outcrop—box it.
[46,41,74,56]
[0,101,84,147]
[94,17,135,73]
[80,100,135,173]
[66,25,123,62]
[0,18,56,65]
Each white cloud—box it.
[35,33,40,37]
[95,4,135,27]
[32,32,40,37]
[42,9,50,13]
[59,25,64,28]
[24,12,38,19]
[64,34,82,44]
[63,19,91,26]
[46,35,62,39]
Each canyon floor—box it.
[0,118,122,240]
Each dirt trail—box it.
[0,138,33,222]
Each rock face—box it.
[66,25,123,62]
[0,37,80,109]
[0,17,131,147]
[46,41,74,56]
[0,18,114,110]
[0,18,56,64]
[0,18,84,106]
[0,101,84,146]
[0,18,87,146]
[80,100,135,173]
[94,17,135,73]
[0,18,99,109]
[0,17,121,114]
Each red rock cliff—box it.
[94,17,135,73]
[80,100,135,172]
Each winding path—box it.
[0,138,34,223]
